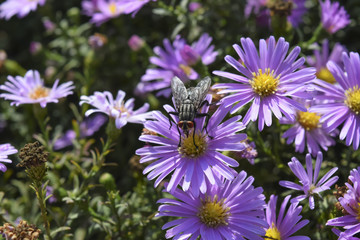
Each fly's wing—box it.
[171,77,188,111]
[188,76,211,109]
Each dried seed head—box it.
[17,141,48,168]
[17,141,48,181]
[0,220,41,240]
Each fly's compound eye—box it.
[186,121,194,129]
[178,121,184,128]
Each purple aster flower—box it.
[44,185,56,203]
[54,114,107,150]
[0,0,46,20]
[0,143,17,172]
[0,70,74,108]
[279,152,338,210]
[88,33,108,49]
[88,0,125,26]
[236,139,257,165]
[136,100,247,196]
[128,35,145,51]
[320,0,350,34]
[29,41,42,55]
[84,0,155,25]
[137,33,217,97]
[245,0,307,27]
[157,171,267,240]
[265,195,310,240]
[310,52,360,150]
[213,36,316,131]
[188,2,201,12]
[42,19,55,32]
[280,99,337,156]
[307,39,347,84]
[327,167,360,238]
[80,90,153,129]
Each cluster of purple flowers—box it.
[245,0,350,36]
[135,35,344,239]
[0,0,356,238]
[136,33,218,97]
[0,32,353,239]
[245,0,307,28]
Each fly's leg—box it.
[176,125,182,147]
[192,120,198,149]
[199,99,211,108]
[168,111,182,146]
[198,99,218,109]
[196,113,213,139]
[168,111,179,130]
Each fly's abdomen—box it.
[179,101,196,121]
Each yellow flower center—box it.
[297,111,321,131]
[250,68,280,97]
[179,64,193,77]
[109,2,117,15]
[197,195,230,228]
[308,184,316,195]
[178,132,207,158]
[316,68,336,84]
[28,86,50,100]
[265,223,281,240]
[345,86,360,115]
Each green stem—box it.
[108,191,122,234]
[33,180,52,240]
[300,24,324,49]
[33,104,50,150]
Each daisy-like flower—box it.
[0,143,17,172]
[310,52,360,150]
[280,99,337,156]
[0,0,46,20]
[307,39,347,84]
[137,33,217,97]
[279,152,338,210]
[320,0,350,34]
[136,100,247,196]
[157,171,267,240]
[83,0,155,25]
[0,70,74,108]
[80,90,153,129]
[234,139,257,165]
[88,0,125,26]
[245,0,307,28]
[213,36,316,131]
[327,167,360,239]
[54,114,107,150]
[265,195,310,240]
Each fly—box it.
[168,76,212,147]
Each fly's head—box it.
[178,121,194,136]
